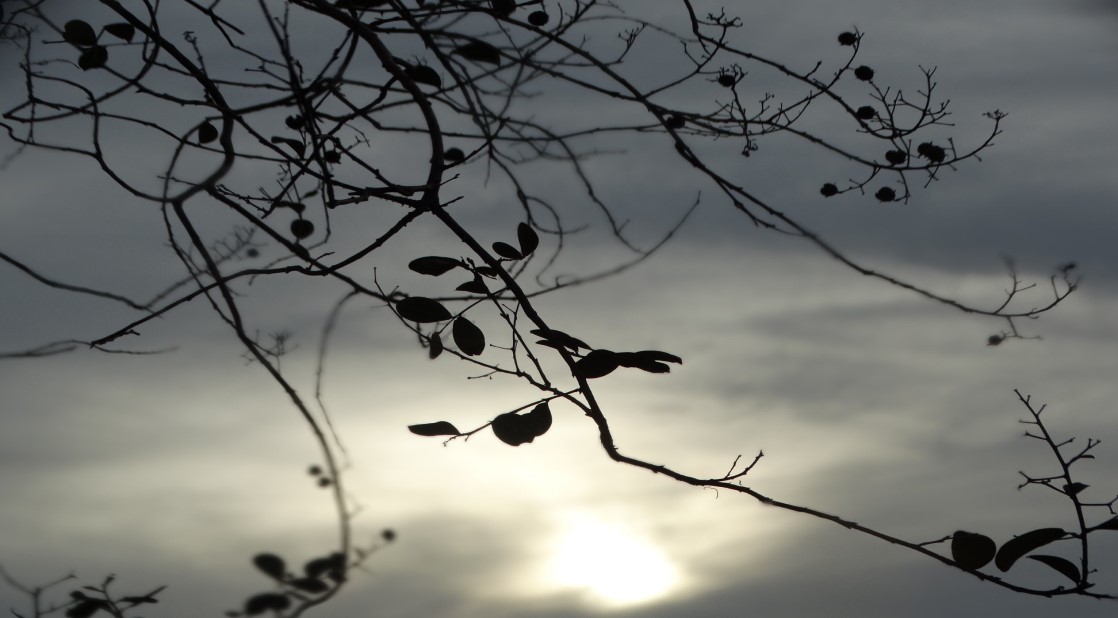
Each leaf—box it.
[524,402,552,437]
[452,316,485,356]
[492,241,522,260]
[455,277,488,294]
[632,350,683,365]
[428,331,443,359]
[491,411,536,446]
[63,20,98,47]
[476,265,501,278]
[453,40,502,65]
[1064,482,1089,496]
[995,528,1066,572]
[243,593,290,616]
[304,556,336,579]
[408,421,460,437]
[65,601,107,618]
[197,121,219,144]
[103,23,135,42]
[950,530,996,570]
[1092,516,1118,531]
[290,578,330,594]
[409,256,461,276]
[252,553,286,580]
[270,136,305,157]
[575,349,620,379]
[78,45,108,70]
[531,328,588,351]
[517,222,539,256]
[396,296,452,323]
[616,352,671,373]
[407,65,441,88]
[1028,555,1081,584]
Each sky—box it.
[2,1,1117,617]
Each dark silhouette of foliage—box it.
[0,0,1111,615]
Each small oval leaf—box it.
[104,23,135,42]
[531,328,589,350]
[950,530,996,570]
[456,278,488,294]
[452,316,485,356]
[409,256,461,276]
[1028,555,1080,584]
[252,553,286,580]
[428,332,444,359]
[396,296,452,323]
[408,421,460,437]
[1095,515,1118,531]
[995,528,1066,572]
[524,402,552,437]
[197,121,219,144]
[575,349,620,379]
[78,45,108,70]
[290,577,330,594]
[244,593,290,616]
[491,412,534,446]
[492,241,522,260]
[454,40,502,65]
[407,65,441,88]
[517,222,539,256]
[64,20,98,47]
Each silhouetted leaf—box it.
[409,256,461,276]
[1028,555,1080,584]
[950,530,996,570]
[995,528,1066,572]
[243,593,290,616]
[444,147,465,163]
[1064,482,1089,496]
[489,0,516,16]
[65,600,108,618]
[454,40,502,65]
[270,136,305,157]
[197,121,219,144]
[575,349,620,379]
[530,328,588,351]
[616,352,670,373]
[517,222,539,256]
[408,421,460,437]
[252,553,286,580]
[291,578,330,594]
[492,241,522,260]
[524,402,552,437]
[452,316,485,356]
[64,20,97,47]
[428,331,443,359]
[396,296,451,323]
[78,45,108,70]
[304,557,334,578]
[491,411,537,446]
[407,65,441,88]
[104,23,135,42]
[617,350,683,373]
[1093,516,1118,531]
[476,265,501,278]
[456,277,488,294]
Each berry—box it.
[323,150,341,164]
[837,32,857,46]
[245,248,260,258]
[664,114,686,129]
[853,65,875,81]
[444,147,465,163]
[987,335,1004,346]
[717,73,735,88]
[885,150,907,165]
[820,183,839,197]
[855,105,876,120]
[875,187,897,202]
[291,219,315,240]
[528,10,549,26]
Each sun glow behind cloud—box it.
[547,514,680,608]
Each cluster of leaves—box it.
[60,19,134,70]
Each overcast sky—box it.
[2,1,1117,617]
